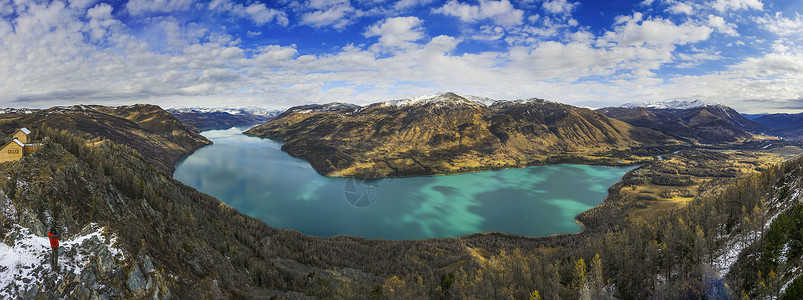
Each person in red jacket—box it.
[48,226,59,271]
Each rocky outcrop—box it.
[0,221,170,299]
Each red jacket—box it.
[48,232,59,248]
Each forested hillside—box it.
[374,154,803,299]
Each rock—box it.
[23,283,38,298]
[74,286,91,299]
[146,276,153,291]
[18,210,45,236]
[142,255,155,273]
[96,247,114,275]
[127,265,147,296]
[3,229,20,246]
[81,265,99,289]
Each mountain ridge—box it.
[621,99,718,109]
[167,107,281,130]
[246,93,674,177]
[598,103,766,144]
[0,104,210,173]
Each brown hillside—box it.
[0,104,210,173]
[246,93,674,177]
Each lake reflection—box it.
[173,127,636,240]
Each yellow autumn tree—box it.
[574,258,590,300]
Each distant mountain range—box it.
[598,102,766,144]
[246,92,673,177]
[747,113,803,140]
[621,99,716,110]
[167,107,282,130]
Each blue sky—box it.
[0,0,801,112]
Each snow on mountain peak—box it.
[380,92,499,108]
[621,99,718,109]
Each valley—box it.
[174,127,637,239]
[1,99,803,298]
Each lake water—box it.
[173,127,636,240]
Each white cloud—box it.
[245,3,289,26]
[473,25,505,41]
[364,16,425,50]
[666,2,693,15]
[599,14,712,47]
[433,0,524,27]
[86,3,123,42]
[542,0,579,15]
[393,0,435,10]
[208,0,289,26]
[69,0,99,10]
[756,12,803,39]
[300,6,354,29]
[504,16,578,45]
[297,0,360,29]
[675,49,722,68]
[711,0,763,13]
[126,0,195,16]
[707,15,738,37]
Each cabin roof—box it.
[12,139,24,147]
[19,127,31,135]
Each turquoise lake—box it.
[173,127,637,240]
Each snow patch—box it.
[713,238,749,276]
[0,224,124,298]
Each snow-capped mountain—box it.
[378,92,495,108]
[167,106,283,117]
[621,99,717,109]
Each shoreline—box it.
[177,128,638,242]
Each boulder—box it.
[127,265,147,296]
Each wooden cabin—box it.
[0,128,41,162]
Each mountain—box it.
[0,104,210,173]
[598,103,766,144]
[167,107,282,130]
[622,99,714,109]
[749,113,803,140]
[0,105,460,298]
[3,103,803,298]
[245,92,673,177]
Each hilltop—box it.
[246,92,674,177]
[0,104,210,173]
